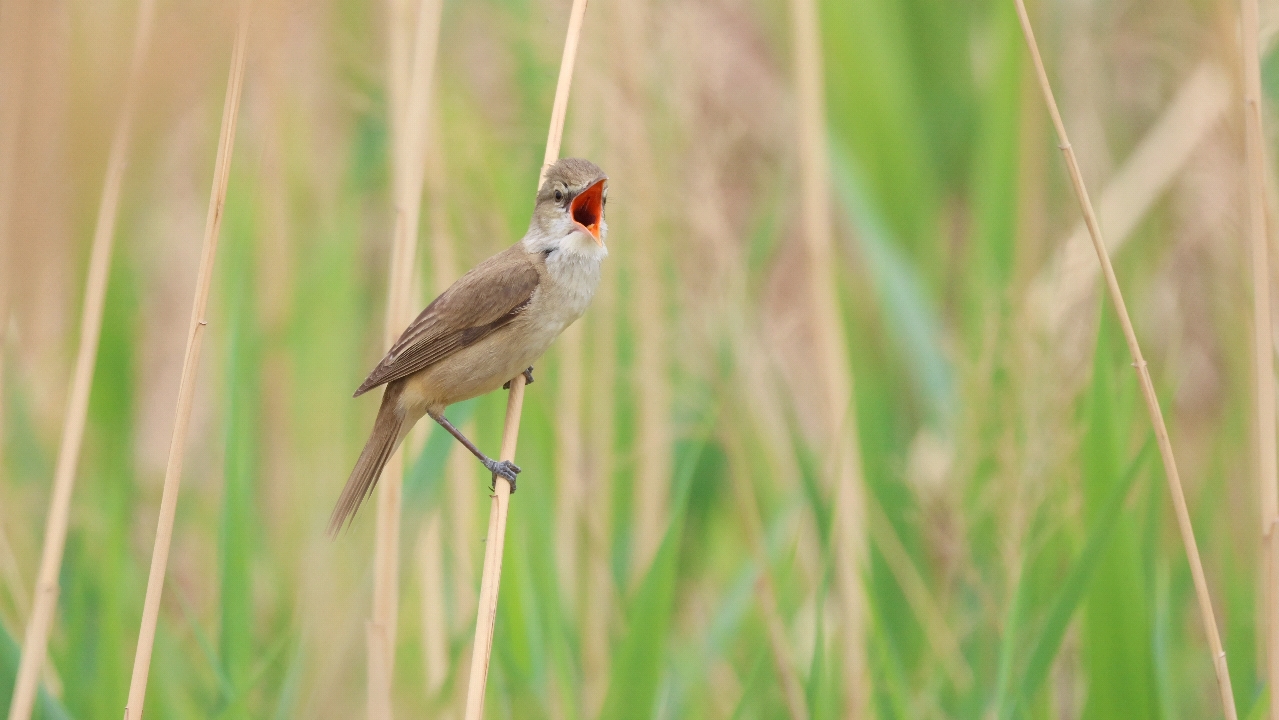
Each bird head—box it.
[526,158,608,254]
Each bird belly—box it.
[399,317,562,415]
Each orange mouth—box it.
[570,178,606,245]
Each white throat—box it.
[523,224,607,326]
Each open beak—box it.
[570,178,606,245]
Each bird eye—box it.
[553,188,563,202]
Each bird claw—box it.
[485,458,522,493]
[503,366,535,390]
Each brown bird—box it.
[329,158,608,534]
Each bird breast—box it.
[539,246,604,329]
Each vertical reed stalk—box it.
[461,2,590,716]
[7,2,157,718]
[122,8,249,717]
[790,0,869,712]
[1013,2,1238,717]
[1239,0,1279,715]
[368,0,443,715]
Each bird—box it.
[329,157,608,535]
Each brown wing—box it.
[353,244,540,397]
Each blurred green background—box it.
[0,0,1272,717]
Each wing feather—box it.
[354,244,540,396]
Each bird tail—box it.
[328,382,408,536]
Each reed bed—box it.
[1,0,1276,717]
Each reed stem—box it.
[122,7,249,718]
[1013,2,1238,717]
[461,2,589,716]
[1239,0,1279,715]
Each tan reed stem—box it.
[368,0,443,715]
[461,2,590,717]
[789,0,869,712]
[1014,2,1238,717]
[1239,0,1279,715]
[122,8,249,718]
[6,2,157,718]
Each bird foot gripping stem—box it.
[503,366,535,389]
[485,458,522,493]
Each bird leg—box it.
[428,410,522,492]
[503,366,535,389]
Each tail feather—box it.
[329,383,406,535]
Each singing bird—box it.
[329,158,608,534]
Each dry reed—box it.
[367,0,443,715]
[122,7,249,717]
[461,1,590,716]
[6,2,157,718]
[1013,2,1238,717]
[1238,0,1279,714]
[789,0,870,712]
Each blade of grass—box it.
[1013,3,1239,717]
[5,2,156,717]
[992,556,1028,719]
[1080,312,1156,717]
[1239,0,1279,713]
[461,1,590,716]
[1013,435,1154,709]
[218,178,260,710]
[123,8,249,717]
